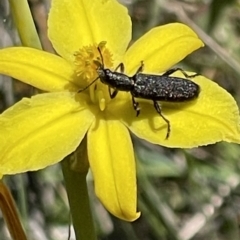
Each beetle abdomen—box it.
[132,73,200,101]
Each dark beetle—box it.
[79,46,200,139]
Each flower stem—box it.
[9,0,42,49]
[0,181,27,240]
[61,137,96,240]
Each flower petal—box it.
[48,0,131,63]
[88,112,140,221]
[124,23,204,74]
[0,92,94,175]
[0,47,79,92]
[109,74,240,147]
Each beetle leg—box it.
[153,101,171,139]
[132,96,140,116]
[109,87,118,99]
[162,68,199,78]
[132,61,145,83]
[135,61,144,74]
[114,63,125,73]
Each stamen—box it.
[97,90,106,111]
[74,42,114,110]
[74,43,113,86]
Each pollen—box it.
[74,42,113,85]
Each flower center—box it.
[74,42,114,111]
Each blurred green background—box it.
[1,0,240,239]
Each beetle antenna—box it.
[78,76,100,93]
[78,43,106,93]
[97,45,104,67]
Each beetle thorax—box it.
[96,68,106,80]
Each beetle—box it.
[79,44,200,139]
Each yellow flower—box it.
[0,0,239,221]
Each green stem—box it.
[15,175,28,231]
[61,138,96,240]
[0,181,27,240]
[9,0,42,49]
